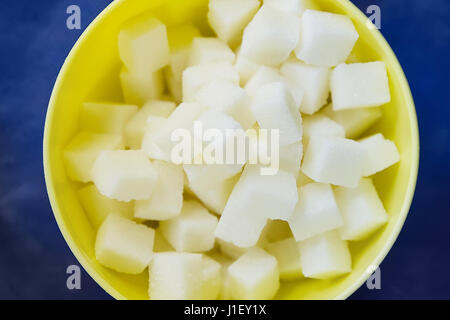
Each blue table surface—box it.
[0,0,449,300]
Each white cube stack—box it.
[295,10,358,67]
[301,135,366,188]
[120,67,164,105]
[359,133,400,176]
[228,248,280,299]
[141,116,168,160]
[134,161,184,220]
[240,5,300,66]
[331,62,391,110]
[78,184,133,228]
[95,214,155,274]
[279,142,303,176]
[335,178,388,240]
[250,82,303,146]
[244,66,286,97]
[208,0,260,46]
[188,37,235,66]
[64,132,123,183]
[160,200,218,253]
[148,252,203,299]
[118,15,169,74]
[63,0,402,300]
[321,104,382,138]
[215,165,297,247]
[201,256,222,299]
[149,102,206,161]
[195,80,255,129]
[266,238,302,280]
[186,174,239,215]
[280,59,330,114]
[235,48,261,85]
[182,61,240,101]
[289,183,343,241]
[165,25,201,102]
[124,100,176,149]
[302,113,345,146]
[299,231,352,279]
[118,15,169,105]
[92,150,159,201]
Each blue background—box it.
[0,0,448,299]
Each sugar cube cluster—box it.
[63,0,400,300]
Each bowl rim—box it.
[43,0,420,300]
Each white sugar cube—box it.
[188,37,235,66]
[218,239,251,260]
[228,248,279,299]
[244,65,305,110]
[165,25,201,102]
[279,142,303,176]
[120,67,164,105]
[281,59,330,114]
[184,163,243,191]
[264,0,320,16]
[195,80,255,129]
[80,102,138,134]
[302,113,345,146]
[183,110,246,181]
[295,10,358,67]
[134,161,184,220]
[266,237,302,280]
[207,252,233,300]
[235,48,261,85]
[160,200,218,252]
[321,104,382,139]
[78,184,133,228]
[148,252,203,299]
[95,214,155,274]
[118,15,169,73]
[335,178,388,241]
[359,133,400,176]
[331,62,391,110]
[301,135,366,188]
[124,100,176,149]
[250,82,302,146]
[92,150,158,201]
[244,66,285,97]
[208,0,260,46]
[289,183,343,241]
[150,102,206,162]
[182,61,240,101]
[299,231,351,279]
[217,229,268,259]
[201,256,223,300]
[215,165,298,247]
[64,132,123,183]
[141,116,168,159]
[240,5,300,66]
[186,174,239,215]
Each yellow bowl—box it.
[43,0,419,300]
